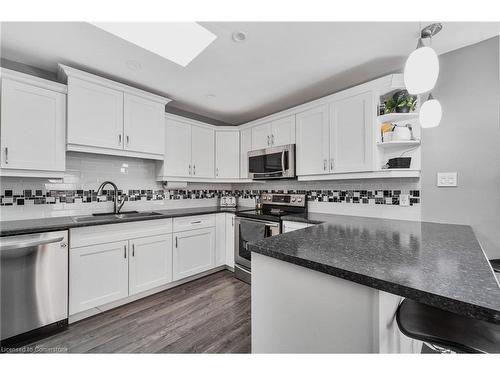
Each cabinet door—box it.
[271,115,296,146]
[295,105,330,176]
[215,213,226,267]
[251,122,272,150]
[0,79,65,171]
[191,125,215,178]
[330,92,373,173]
[123,93,165,155]
[173,227,216,281]
[240,128,252,179]
[129,234,173,295]
[67,77,124,150]
[69,240,129,314]
[165,118,191,177]
[225,213,235,268]
[216,131,240,178]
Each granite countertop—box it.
[0,206,250,237]
[249,213,500,324]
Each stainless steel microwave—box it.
[248,144,295,180]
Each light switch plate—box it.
[437,172,458,187]
[399,194,410,207]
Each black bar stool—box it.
[491,259,500,273]
[396,299,500,353]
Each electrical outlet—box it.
[399,194,410,207]
[437,172,458,187]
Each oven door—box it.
[248,144,295,179]
[234,217,280,269]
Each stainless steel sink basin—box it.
[73,211,162,223]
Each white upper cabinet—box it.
[295,105,330,175]
[215,130,240,179]
[271,116,296,146]
[240,128,252,179]
[164,118,192,177]
[191,125,215,178]
[251,122,272,150]
[159,117,214,179]
[60,65,169,160]
[250,115,296,150]
[330,91,374,173]
[67,77,124,151]
[123,93,165,155]
[0,70,66,177]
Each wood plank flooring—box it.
[26,271,251,353]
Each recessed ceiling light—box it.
[125,60,142,71]
[91,22,217,67]
[232,31,247,43]
[206,93,217,99]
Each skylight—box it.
[91,22,216,67]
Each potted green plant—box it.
[384,90,417,114]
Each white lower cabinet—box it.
[225,213,235,268]
[129,234,173,295]
[173,227,216,281]
[215,213,226,267]
[69,240,129,315]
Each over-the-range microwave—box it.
[248,144,296,180]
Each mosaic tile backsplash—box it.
[1,188,420,206]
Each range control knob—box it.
[297,198,303,202]
[291,197,296,202]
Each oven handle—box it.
[235,217,280,228]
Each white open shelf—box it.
[377,112,419,123]
[377,140,421,148]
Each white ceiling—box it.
[1,22,498,125]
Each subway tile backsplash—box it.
[0,152,421,210]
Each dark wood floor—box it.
[27,271,251,353]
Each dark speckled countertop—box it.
[0,206,250,237]
[249,213,500,324]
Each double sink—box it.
[72,211,163,223]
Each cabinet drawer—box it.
[173,214,216,232]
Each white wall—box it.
[421,36,500,258]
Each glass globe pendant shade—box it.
[419,95,442,128]
[404,41,439,95]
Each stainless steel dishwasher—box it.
[1,230,69,347]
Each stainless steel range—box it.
[234,193,307,283]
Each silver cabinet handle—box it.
[124,245,127,259]
[193,164,196,175]
[126,135,129,145]
[175,237,178,248]
[189,165,192,175]
[271,134,275,145]
[232,217,234,226]
[330,158,334,170]
[190,220,202,224]
[4,147,8,164]
[119,134,122,145]
[132,243,135,257]
[216,167,219,177]
[267,135,270,146]
[323,159,327,170]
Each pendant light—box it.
[419,93,442,128]
[404,23,442,95]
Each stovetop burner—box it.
[236,193,307,222]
